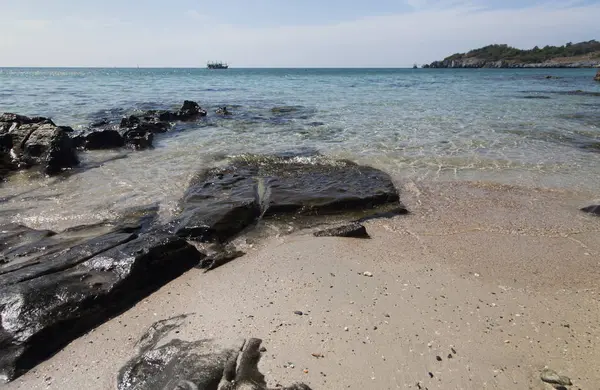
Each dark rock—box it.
[0,224,56,264]
[314,223,370,239]
[73,128,124,150]
[197,248,246,272]
[595,69,600,81]
[171,155,401,242]
[581,205,600,215]
[113,203,160,233]
[118,316,311,390]
[176,100,207,120]
[294,311,303,316]
[119,115,170,134]
[0,233,203,381]
[121,127,154,150]
[216,106,232,116]
[0,114,78,175]
[172,168,261,242]
[72,101,207,151]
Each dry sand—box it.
[4,179,600,390]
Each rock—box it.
[171,155,402,242]
[0,113,78,175]
[540,369,572,387]
[216,106,232,116]
[172,167,261,242]
[0,232,203,381]
[120,126,154,150]
[118,316,311,390]
[72,101,207,151]
[197,248,246,272]
[72,128,124,150]
[595,69,600,81]
[314,223,370,239]
[176,100,207,120]
[582,205,600,215]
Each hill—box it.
[424,40,600,68]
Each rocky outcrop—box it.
[0,155,406,381]
[425,59,600,68]
[118,315,311,390]
[0,216,203,381]
[73,100,207,150]
[171,155,403,242]
[0,114,78,175]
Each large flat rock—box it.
[172,155,403,242]
[0,227,203,381]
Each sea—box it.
[0,67,599,230]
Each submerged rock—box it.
[118,316,311,390]
[171,155,402,242]
[314,223,370,239]
[0,215,203,381]
[0,113,78,175]
[216,106,232,116]
[581,204,600,215]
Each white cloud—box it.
[0,2,598,67]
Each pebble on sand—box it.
[363,271,373,277]
[540,369,572,387]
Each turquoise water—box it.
[0,68,599,229]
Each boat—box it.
[207,61,229,69]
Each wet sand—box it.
[4,179,600,390]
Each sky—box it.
[0,0,599,67]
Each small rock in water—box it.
[540,369,572,387]
[314,223,370,239]
[363,271,373,277]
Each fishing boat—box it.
[207,61,229,69]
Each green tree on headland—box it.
[443,40,600,63]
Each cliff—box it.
[424,40,600,69]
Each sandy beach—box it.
[3,178,599,390]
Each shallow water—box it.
[0,67,599,230]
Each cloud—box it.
[185,10,211,22]
[0,1,598,67]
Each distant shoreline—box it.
[424,40,600,69]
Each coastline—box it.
[4,179,599,390]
